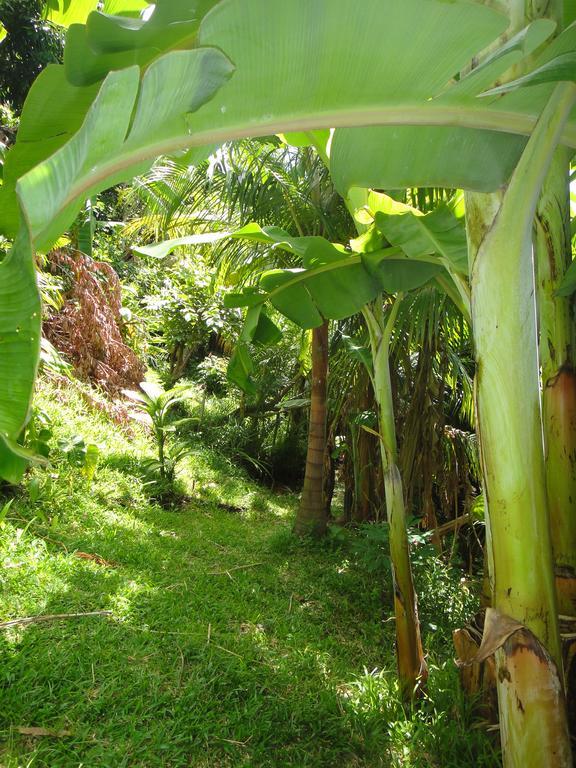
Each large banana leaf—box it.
[2,0,568,244]
[223,236,445,392]
[331,21,576,195]
[134,221,452,313]
[135,223,398,324]
[2,0,575,477]
[135,219,451,320]
[0,230,41,483]
[5,1,575,248]
[155,211,463,392]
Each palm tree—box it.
[125,139,352,536]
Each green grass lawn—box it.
[0,378,499,767]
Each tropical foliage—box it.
[1,1,576,766]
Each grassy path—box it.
[0,379,498,767]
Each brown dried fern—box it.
[44,249,145,393]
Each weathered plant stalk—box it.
[458,608,570,764]
[535,148,576,618]
[330,135,427,697]
[364,299,427,699]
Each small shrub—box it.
[196,354,229,396]
[124,381,197,504]
[353,521,478,645]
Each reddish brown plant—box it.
[44,249,145,393]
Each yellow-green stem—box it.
[363,300,427,699]
[467,82,576,768]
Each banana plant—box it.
[463,83,575,768]
[324,10,576,765]
[1,0,575,762]
[227,235,468,701]
[456,7,575,766]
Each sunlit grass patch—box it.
[0,377,498,767]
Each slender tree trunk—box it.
[535,148,576,618]
[293,321,329,537]
[355,368,377,522]
[323,430,336,518]
[170,343,194,384]
[465,82,575,767]
[365,301,427,699]
[157,429,166,480]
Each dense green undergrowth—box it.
[0,378,498,767]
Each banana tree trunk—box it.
[465,83,575,767]
[294,321,329,537]
[535,148,576,618]
[364,301,427,699]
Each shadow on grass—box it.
[0,492,401,767]
[101,450,286,518]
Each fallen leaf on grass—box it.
[0,611,112,629]
[75,552,119,567]
[158,530,178,539]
